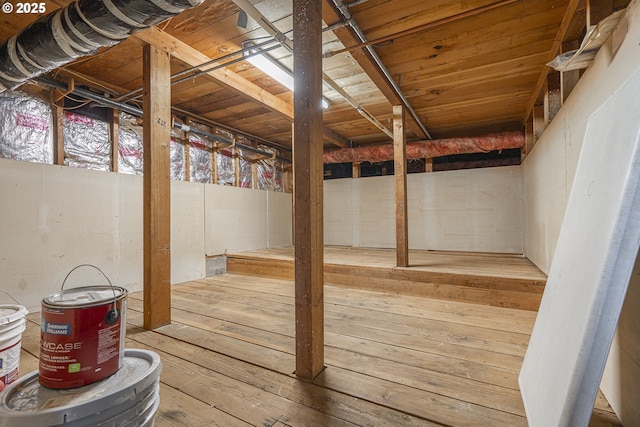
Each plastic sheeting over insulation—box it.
[63,112,110,171]
[118,113,143,175]
[0,90,286,191]
[171,127,186,181]
[189,124,212,183]
[0,91,53,163]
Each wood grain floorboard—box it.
[15,258,618,426]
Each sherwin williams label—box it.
[39,291,126,389]
[42,322,72,335]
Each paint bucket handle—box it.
[61,264,120,322]
[0,289,22,305]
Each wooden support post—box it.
[533,104,546,143]
[50,95,65,166]
[212,142,218,185]
[142,44,172,330]
[546,71,561,123]
[271,161,276,191]
[293,0,324,380]
[425,158,433,173]
[252,161,258,189]
[393,105,409,268]
[525,112,535,157]
[352,162,361,179]
[185,118,194,182]
[233,138,240,187]
[111,109,119,172]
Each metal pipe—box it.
[231,0,394,139]
[346,0,371,7]
[330,0,432,139]
[173,122,291,162]
[116,37,280,102]
[36,75,143,116]
[170,106,291,153]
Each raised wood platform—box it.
[18,272,619,426]
[227,246,548,311]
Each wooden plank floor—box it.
[18,272,620,426]
[227,246,548,310]
[229,246,548,281]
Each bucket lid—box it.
[43,285,126,307]
[0,305,28,326]
[0,349,162,427]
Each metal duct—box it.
[0,0,203,91]
[323,131,525,164]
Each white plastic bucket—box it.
[0,303,28,387]
[0,348,162,427]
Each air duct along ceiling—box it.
[0,0,204,92]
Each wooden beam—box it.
[212,143,218,184]
[524,112,534,157]
[425,158,433,173]
[393,105,409,268]
[50,93,65,166]
[323,126,349,148]
[134,27,294,120]
[185,118,194,182]
[322,0,427,139]
[546,71,561,123]
[294,0,324,380]
[252,161,258,189]
[111,109,119,173]
[533,104,546,143]
[143,44,172,330]
[352,162,361,179]
[525,0,581,119]
[233,138,240,187]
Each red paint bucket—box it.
[39,266,127,389]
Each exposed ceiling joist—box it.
[323,126,350,148]
[321,0,428,140]
[524,0,582,119]
[133,26,295,120]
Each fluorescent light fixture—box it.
[245,50,294,91]
[243,42,329,109]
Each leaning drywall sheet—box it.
[519,71,640,426]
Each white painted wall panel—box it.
[204,185,268,255]
[171,180,205,283]
[267,191,292,248]
[1,158,292,311]
[352,176,395,248]
[0,159,143,312]
[324,179,353,246]
[408,166,523,253]
[324,166,523,253]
